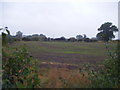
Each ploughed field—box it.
[10,41,117,70]
[8,41,117,87]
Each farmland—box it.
[10,41,116,64]
[5,41,117,88]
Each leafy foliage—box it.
[2,47,41,88]
[0,27,10,45]
[96,22,118,42]
[1,27,41,88]
[88,41,120,88]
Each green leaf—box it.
[16,81,26,88]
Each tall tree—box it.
[96,22,118,42]
[83,34,87,39]
[16,31,23,39]
[76,35,83,40]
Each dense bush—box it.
[2,47,41,88]
[88,41,120,88]
[1,27,41,88]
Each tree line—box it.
[2,30,99,42]
[1,22,119,43]
[1,22,119,88]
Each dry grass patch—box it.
[38,67,89,88]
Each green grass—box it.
[8,41,117,65]
[4,41,118,88]
[10,41,117,56]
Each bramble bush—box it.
[2,47,41,88]
[1,27,41,88]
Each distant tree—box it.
[54,37,66,41]
[59,37,66,41]
[83,34,87,39]
[68,37,76,42]
[32,34,39,37]
[31,34,39,41]
[22,37,31,41]
[39,34,47,41]
[16,31,23,39]
[90,37,98,42]
[83,34,87,42]
[76,35,83,41]
[47,37,51,41]
[50,38,54,41]
[96,22,118,42]
[40,34,45,37]
[84,38,90,42]
[24,35,32,41]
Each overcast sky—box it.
[0,0,119,39]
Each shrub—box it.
[88,41,120,88]
[2,47,41,88]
